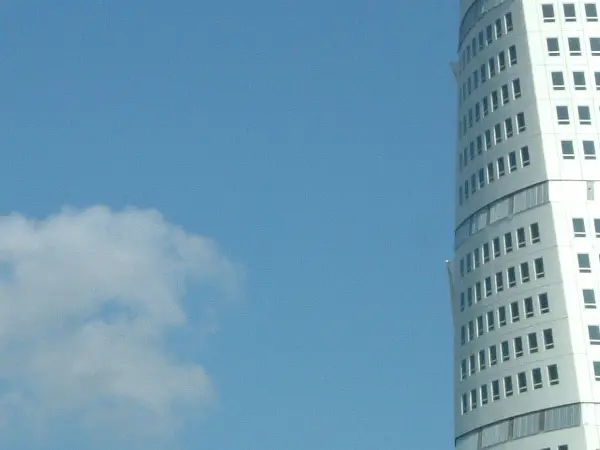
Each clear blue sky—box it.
[0,1,457,449]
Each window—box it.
[517,227,526,248]
[467,287,473,307]
[466,254,473,273]
[508,267,517,287]
[573,218,586,237]
[557,106,570,124]
[461,359,467,379]
[539,293,550,314]
[517,371,527,393]
[478,31,484,50]
[475,103,481,122]
[561,140,575,159]
[460,292,465,311]
[487,310,495,331]
[491,90,499,110]
[470,354,476,374]
[460,325,466,345]
[534,258,545,278]
[461,393,468,414]
[501,84,510,104]
[485,129,492,148]
[494,123,503,143]
[520,262,530,283]
[511,301,520,322]
[530,222,540,243]
[591,37,600,55]
[485,276,492,297]
[521,146,530,166]
[524,297,534,318]
[504,375,513,397]
[578,105,592,124]
[483,243,490,263]
[586,3,599,21]
[476,284,482,305]
[486,25,493,44]
[493,237,501,257]
[574,71,586,90]
[584,289,597,309]
[542,4,555,22]
[508,151,517,171]
[532,368,542,389]
[489,345,498,366]
[547,37,560,55]
[589,325,600,345]
[498,306,507,326]
[481,64,487,84]
[596,72,600,90]
[498,51,506,71]
[496,271,504,292]
[495,19,503,38]
[509,45,517,65]
[516,112,526,132]
[564,3,576,22]
[551,71,565,90]
[584,140,597,159]
[515,337,524,357]
[477,316,484,336]
[595,218,600,237]
[504,232,513,253]
[474,248,481,268]
[548,364,559,385]
[471,174,477,193]
[512,78,521,98]
[568,37,582,55]
[529,332,539,353]
[492,379,500,400]
[578,253,592,273]
[481,384,489,405]
[479,349,486,370]
[505,12,514,31]
[487,163,494,183]
[470,389,477,409]
[594,361,600,381]
[488,58,496,77]
[543,328,555,349]
[497,157,506,177]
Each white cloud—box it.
[0,206,242,447]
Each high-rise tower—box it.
[451,1,600,449]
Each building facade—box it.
[451,1,600,449]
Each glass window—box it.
[595,218,600,237]
[482,243,490,263]
[564,3,576,21]
[517,227,526,247]
[547,37,560,55]
[517,371,527,392]
[530,222,540,243]
[515,337,524,357]
[470,389,477,409]
[511,301,520,322]
[543,328,555,349]
[477,316,484,336]
[504,375,513,397]
[487,163,494,183]
[495,19,503,38]
[481,384,489,405]
[521,146,530,166]
[578,105,592,124]
[557,105,570,124]
[589,325,600,344]
[485,276,492,297]
[552,71,565,90]
[591,37,600,55]
[561,140,575,159]
[493,237,501,257]
[507,267,517,287]
[573,218,586,237]
[568,37,582,55]
[497,157,506,176]
[574,71,586,89]
[501,341,510,361]
[470,354,476,374]
[534,258,545,278]
[512,78,521,98]
[539,293,550,313]
[548,364,559,385]
[501,84,510,104]
[584,140,597,160]
[520,262,530,283]
[529,332,539,353]
[498,51,506,71]
[508,151,517,171]
[586,3,599,21]
[596,72,600,90]
[479,349,486,370]
[532,367,543,389]
[508,45,517,65]
[524,297,534,318]
[578,253,592,273]
[487,310,495,331]
[498,305,507,326]
[489,345,498,366]
[594,361,600,381]
[488,57,496,77]
[461,393,468,414]
[504,232,513,252]
[584,289,597,309]
[496,271,504,292]
[505,12,514,31]
[491,379,500,400]
[542,4,556,22]
[516,112,526,131]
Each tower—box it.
[452,1,600,449]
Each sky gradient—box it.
[0,1,457,449]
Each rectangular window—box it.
[488,58,496,77]
[539,293,550,314]
[543,328,555,349]
[489,345,498,366]
[471,174,476,194]
[486,25,493,44]
[481,384,489,405]
[542,4,555,22]
[594,361,600,381]
[498,51,506,71]
[467,287,473,307]
[510,301,520,322]
[496,271,504,293]
[596,72,600,90]
[498,306,507,326]
[586,3,599,21]
[491,379,500,400]
[512,78,521,98]
[508,151,517,171]
[584,140,597,159]
[547,37,560,56]
[494,123,503,143]
[497,157,506,177]
[548,364,559,385]
[487,310,495,331]
[495,19,503,38]
[515,337,524,358]
[517,371,528,393]
[516,112,526,132]
[578,253,592,273]
[487,163,494,183]
[521,146,530,166]
[479,349,486,370]
[477,316,484,336]
[529,332,539,353]
[574,71,586,90]
[568,37,582,55]
[493,237,501,257]
[595,218,600,237]
[479,31,484,50]
[504,232,513,253]
[557,106,570,124]
[524,296,534,318]
[491,90,499,111]
[475,282,482,303]
[481,64,487,84]
[520,262,530,283]
[552,71,565,90]
[476,135,483,154]
[466,254,473,273]
[485,129,492,149]
[482,243,490,263]
[505,12,514,31]
[504,375,513,397]
[470,354,476,374]
[507,266,517,287]
[517,227,526,248]
[485,276,492,297]
[532,368,543,389]
[474,248,481,268]
[562,140,575,159]
[591,37,600,55]
[470,389,477,410]
[584,289,597,309]
[501,340,510,361]
[534,258,545,278]
[589,325,600,345]
[578,105,592,124]
[508,45,517,65]
[461,393,468,414]
[501,84,510,104]
[530,223,540,243]
[461,359,467,379]
[564,3,577,22]
[573,218,586,237]
[475,103,481,122]
[460,292,465,311]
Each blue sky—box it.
[0,1,457,449]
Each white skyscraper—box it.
[451,1,600,449]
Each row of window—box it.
[545,36,600,57]
[553,104,596,126]
[460,12,514,74]
[541,2,598,23]
[459,46,519,108]
[459,79,522,149]
[460,364,560,414]
[541,446,568,450]
[572,217,600,238]
[459,223,541,278]
[461,328,555,380]
[559,139,598,160]
[550,69,600,91]
[459,147,531,205]
[460,293,550,344]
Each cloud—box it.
[0,206,242,448]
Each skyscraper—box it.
[451,1,600,449]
